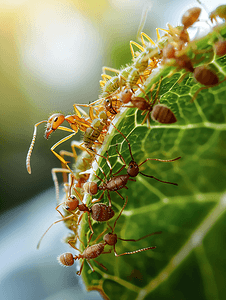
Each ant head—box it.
[65,195,79,211]
[103,233,117,246]
[83,182,98,195]
[57,253,74,267]
[127,161,139,177]
[45,113,65,139]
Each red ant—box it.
[58,196,162,275]
[37,176,115,248]
[84,124,181,202]
[119,78,177,126]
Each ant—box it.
[120,78,177,126]
[26,105,92,174]
[36,175,115,248]
[84,124,181,202]
[58,196,162,275]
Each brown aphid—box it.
[210,5,226,23]
[182,7,201,29]
[214,40,226,56]
[193,66,219,86]
[151,104,177,124]
[58,197,162,275]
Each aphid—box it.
[181,7,201,29]
[58,197,162,275]
[214,40,226,56]
[37,178,115,248]
[210,5,226,23]
[84,125,180,202]
[193,65,219,86]
[26,105,92,174]
[83,111,109,153]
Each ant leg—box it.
[73,188,84,202]
[87,213,95,244]
[91,228,109,244]
[26,120,47,174]
[94,167,107,182]
[68,234,85,249]
[77,259,85,275]
[37,214,76,249]
[112,124,134,161]
[112,144,127,176]
[50,133,76,174]
[86,260,96,272]
[118,231,162,242]
[115,190,125,200]
[91,191,105,204]
[138,156,181,167]
[93,259,108,270]
[51,168,71,201]
[139,171,178,186]
[114,245,156,257]
[107,191,112,207]
[112,196,128,232]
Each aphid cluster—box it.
[26,4,226,278]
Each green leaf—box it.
[77,25,226,300]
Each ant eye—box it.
[70,195,76,199]
[54,117,58,122]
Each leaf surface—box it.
[79,25,226,300]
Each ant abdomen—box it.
[151,104,177,124]
[181,7,201,29]
[83,243,105,259]
[58,252,74,267]
[91,203,115,222]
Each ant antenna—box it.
[112,124,134,161]
[26,120,47,174]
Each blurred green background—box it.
[0,0,223,213]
